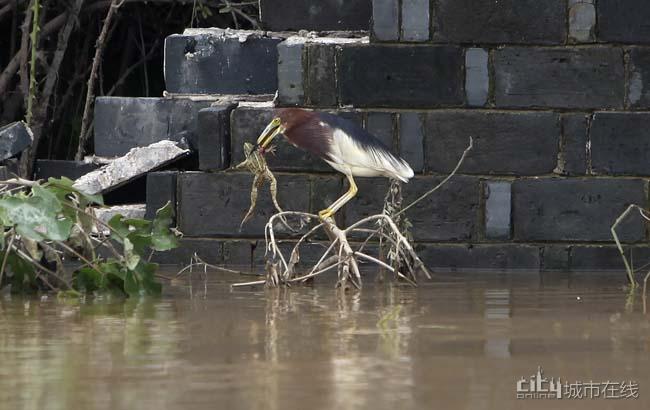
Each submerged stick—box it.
[611,204,641,288]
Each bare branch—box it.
[396,137,473,218]
[75,0,123,160]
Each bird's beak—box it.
[256,120,283,151]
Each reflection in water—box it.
[0,273,649,410]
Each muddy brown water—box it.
[1,270,649,410]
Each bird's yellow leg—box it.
[319,175,358,219]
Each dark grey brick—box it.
[34,160,99,181]
[198,104,236,171]
[402,176,480,241]
[557,114,588,176]
[432,0,566,44]
[230,106,332,173]
[94,97,213,157]
[338,45,464,108]
[372,0,399,41]
[627,48,650,108]
[151,238,223,265]
[494,48,625,109]
[146,171,177,221]
[401,0,430,42]
[164,29,282,94]
[424,111,559,175]
[541,245,571,272]
[416,244,541,272]
[310,175,344,227]
[343,177,390,231]
[512,178,647,242]
[570,245,650,272]
[597,1,650,43]
[568,2,596,43]
[590,112,650,175]
[223,240,256,267]
[398,112,424,173]
[277,38,306,106]
[259,0,371,31]
[366,112,395,149]
[178,172,311,237]
[465,48,489,107]
[484,181,511,240]
[0,121,32,161]
[304,43,338,107]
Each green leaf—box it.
[32,185,62,212]
[124,271,139,297]
[108,214,130,243]
[127,232,152,255]
[124,218,152,231]
[0,196,73,241]
[6,253,37,293]
[123,237,140,270]
[151,202,179,251]
[46,177,104,205]
[135,261,162,296]
[73,266,102,293]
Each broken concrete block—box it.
[164,28,283,94]
[93,204,146,235]
[0,121,33,161]
[95,204,147,224]
[73,140,190,195]
[35,160,99,181]
[94,96,215,157]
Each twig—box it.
[231,279,266,288]
[0,232,16,286]
[25,0,39,124]
[105,38,160,97]
[611,204,640,288]
[76,0,122,160]
[57,240,105,276]
[396,137,473,217]
[20,0,85,176]
[13,246,60,290]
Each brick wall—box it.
[136,1,650,272]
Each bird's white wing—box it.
[330,128,414,182]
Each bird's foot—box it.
[318,209,334,220]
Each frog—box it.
[233,142,283,228]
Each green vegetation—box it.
[0,177,178,297]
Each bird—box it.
[255,108,414,219]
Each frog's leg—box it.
[267,170,283,214]
[240,174,262,229]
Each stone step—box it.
[94,96,217,157]
[229,105,562,176]
[164,28,286,95]
[175,171,647,244]
[149,235,650,275]
[35,160,99,181]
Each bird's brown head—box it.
[255,109,321,153]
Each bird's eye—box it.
[273,118,281,125]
